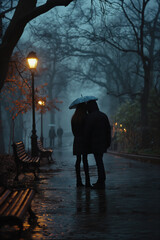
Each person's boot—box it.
[77,181,84,187]
[92,181,105,189]
[85,176,92,188]
[85,182,92,188]
[76,176,84,187]
[83,161,91,188]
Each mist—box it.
[1,0,159,154]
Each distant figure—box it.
[57,126,63,147]
[71,103,91,188]
[49,127,56,147]
[85,100,111,189]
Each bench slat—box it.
[0,188,35,226]
[16,189,35,219]
[17,153,27,158]
[0,190,11,205]
[12,141,40,180]
[37,140,53,163]
[9,189,30,217]
[0,191,18,215]
[5,190,26,216]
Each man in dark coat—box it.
[49,127,56,147]
[85,100,111,189]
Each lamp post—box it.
[38,100,45,145]
[27,51,38,157]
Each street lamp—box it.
[38,100,45,145]
[27,51,38,157]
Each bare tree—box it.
[56,3,142,102]
[101,0,160,147]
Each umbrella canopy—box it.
[69,95,98,109]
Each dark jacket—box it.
[85,102,111,154]
[49,127,56,139]
[71,116,87,155]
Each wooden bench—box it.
[0,186,36,234]
[37,140,53,163]
[12,141,40,181]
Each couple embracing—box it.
[71,99,111,190]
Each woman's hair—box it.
[71,103,87,125]
[86,100,99,113]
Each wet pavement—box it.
[22,143,160,240]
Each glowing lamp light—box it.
[27,51,38,69]
[120,124,122,127]
[38,100,45,106]
[124,128,127,133]
[115,122,118,126]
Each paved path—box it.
[23,145,160,240]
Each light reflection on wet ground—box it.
[20,145,160,240]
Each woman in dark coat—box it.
[71,103,91,187]
[85,100,111,189]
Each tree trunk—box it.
[0,48,11,91]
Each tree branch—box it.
[24,0,74,22]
